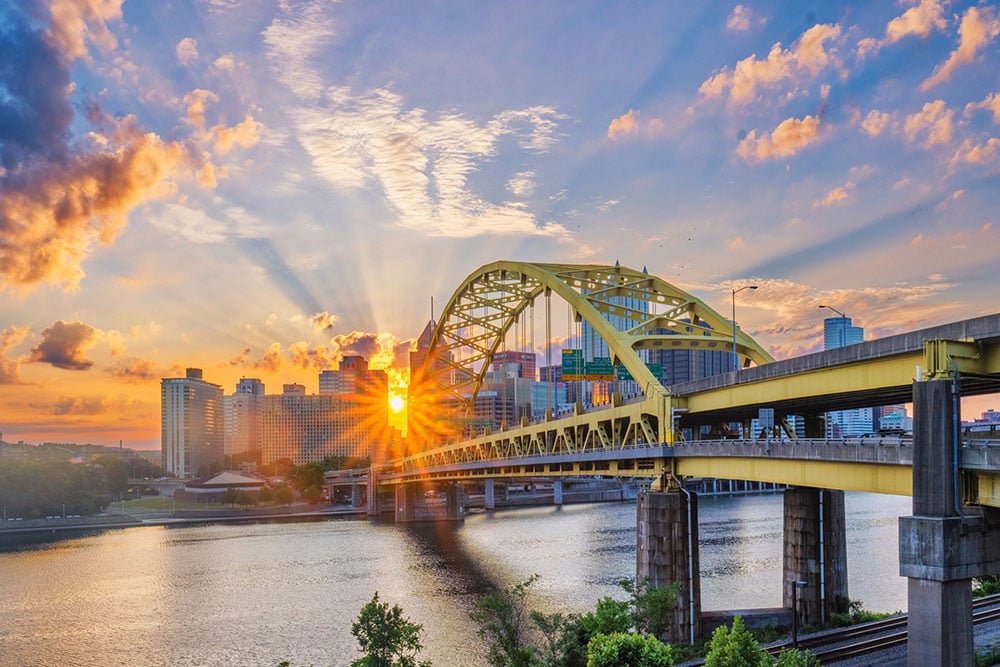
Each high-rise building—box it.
[161,368,224,478]
[491,351,537,381]
[823,316,875,436]
[320,356,387,399]
[223,378,264,458]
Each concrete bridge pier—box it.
[350,483,363,509]
[782,487,848,626]
[484,478,495,510]
[553,479,563,506]
[899,378,1000,666]
[366,467,380,517]
[636,489,700,644]
[395,483,466,523]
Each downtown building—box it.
[823,316,876,437]
[223,378,265,459]
[161,368,225,478]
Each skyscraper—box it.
[161,368,224,478]
[823,316,875,436]
[223,378,264,458]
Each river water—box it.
[0,492,910,666]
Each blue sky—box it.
[1,0,999,447]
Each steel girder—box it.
[418,261,774,411]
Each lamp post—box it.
[792,580,807,648]
[818,304,847,349]
[732,285,758,371]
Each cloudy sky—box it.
[2,0,999,448]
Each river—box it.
[0,492,910,666]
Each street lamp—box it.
[818,304,847,349]
[791,580,807,648]
[732,285,758,371]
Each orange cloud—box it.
[726,5,761,32]
[311,311,339,331]
[210,114,264,154]
[904,100,954,148]
[45,0,123,62]
[965,93,1000,124]
[289,341,335,370]
[858,0,948,58]
[921,6,1000,91]
[214,54,236,71]
[606,109,669,142]
[861,110,893,137]
[0,325,30,384]
[608,110,640,140]
[699,24,841,104]
[950,137,1000,165]
[28,321,100,371]
[182,89,218,129]
[0,115,205,290]
[812,182,855,208]
[736,115,822,163]
[106,357,162,383]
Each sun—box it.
[389,395,405,413]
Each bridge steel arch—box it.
[420,261,772,405]
[406,261,773,456]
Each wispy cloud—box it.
[921,6,1000,91]
[857,0,948,59]
[0,326,30,384]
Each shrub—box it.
[586,632,673,667]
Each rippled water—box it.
[0,492,910,666]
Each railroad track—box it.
[764,593,1000,664]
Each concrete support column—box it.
[394,484,418,523]
[553,479,563,506]
[636,490,700,644]
[366,467,380,517]
[900,379,973,666]
[484,478,495,510]
[783,487,848,626]
[445,483,465,521]
[351,483,362,509]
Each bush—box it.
[704,616,771,667]
[586,632,673,667]
[351,592,430,667]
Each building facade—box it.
[823,316,875,437]
[161,368,225,478]
[223,378,264,458]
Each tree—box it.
[351,592,430,667]
[620,578,681,640]
[273,484,294,506]
[92,455,129,496]
[586,633,673,667]
[220,487,241,506]
[531,610,586,667]
[704,616,772,667]
[470,575,539,667]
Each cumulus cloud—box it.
[857,0,948,58]
[0,325,30,384]
[311,311,338,331]
[861,110,893,137]
[736,115,823,163]
[289,341,335,370]
[175,37,198,65]
[27,320,100,371]
[965,92,1000,124]
[214,53,236,71]
[951,137,1000,165]
[904,100,954,148]
[45,0,123,62]
[607,109,669,142]
[727,5,763,32]
[699,23,841,104]
[0,6,217,291]
[51,394,109,416]
[921,6,1000,91]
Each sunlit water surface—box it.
[0,492,909,666]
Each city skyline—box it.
[2,1,1000,448]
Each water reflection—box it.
[0,493,910,665]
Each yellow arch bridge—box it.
[368,260,1000,662]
